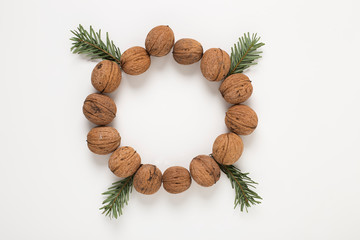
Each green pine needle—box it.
[70,24,122,64]
[228,33,265,76]
[217,162,262,212]
[100,176,133,219]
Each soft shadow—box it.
[78,54,99,64]
[172,59,202,78]
[191,181,221,200]
[125,73,150,89]
[133,189,166,207]
[242,129,258,148]
[163,185,193,206]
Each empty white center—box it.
[111,54,228,170]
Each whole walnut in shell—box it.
[108,146,141,178]
[212,133,244,165]
[133,164,162,195]
[190,155,220,187]
[82,93,116,125]
[87,126,120,155]
[91,60,122,93]
[225,104,258,135]
[145,25,174,57]
[173,38,203,65]
[220,73,253,104]
[200,48,230,81]
[120,46,151,75]
[162,166,191,194]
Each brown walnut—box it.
[145,25,174,57]
[212,133,244,165]
[87,126,120,155]
[200,48,230,81]
[172,38,203,65]
[91,60,122,93]
[225,104,258,135]
[162,166,191,194]
[220,73,253,104]
[189,155,220,187]
[120,46,151,75]
[82,93,116,125]
[133,164,162,195]
[108,146,141,178]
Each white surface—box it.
[1,0,360,239]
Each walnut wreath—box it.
[70,24,265,218]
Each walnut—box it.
[200,48,230,81]
[120,46,151,75]
[189,155,220,187]
[108,146,141,178]
[82,93,116,125]
[220,73,253,104]
[145,25,174,57]
[91,60,122,93]
[162,166,191,194]
[172,38,203,65]
[212,133,244,165]
[225,104,258,135]
[87,126,120,155]
[133,164,162,195]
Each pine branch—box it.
[70,24,122,64]
[100,176,133,219]
[228,33,265,76]
[218,163,262,212]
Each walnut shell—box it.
[220,73,253,104]
[91,60,122,93]
[172,38,203,65]
[145,25,174,57]
[225,104,258,135]
[189,155,220,187]
[108,146,141,178]
[87,127,120,155]
[162,166,191,194]
[200,48,230,82]
[212,133,244,165]
[133,164,162,195]
[120,47,151,75]
[82,93,116,125]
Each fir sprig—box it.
[70,24,122,64]
[228,33,265,76]
[218,163,262,212]
[100,176,133,219]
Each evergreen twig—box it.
[216,161,262,212]
[100,176,133,219]
[70,24,122,64]
[228,33,265,75]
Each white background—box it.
[1,0,360,239]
